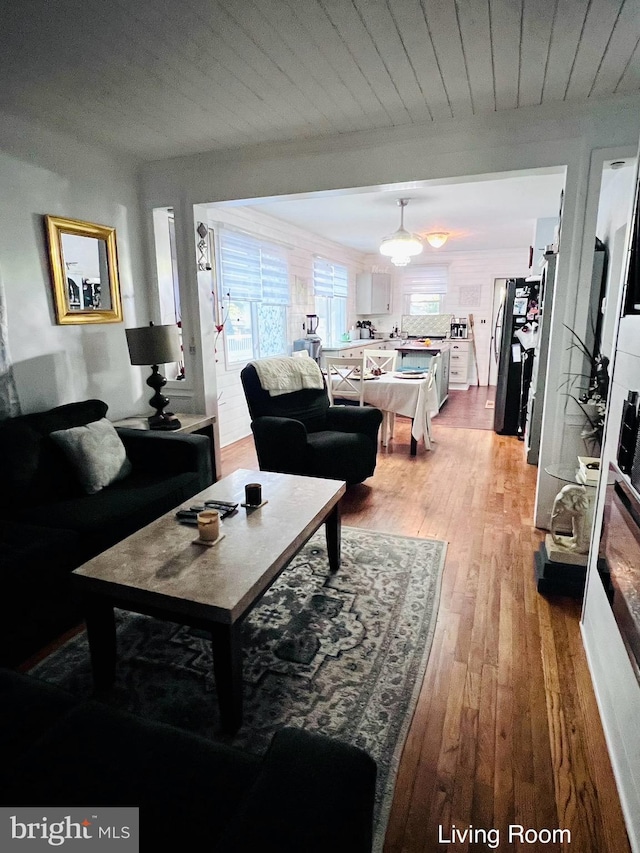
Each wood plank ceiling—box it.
[0,0,638,161]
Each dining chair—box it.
[364,348,398,373]
[324,356,366,407]
[424,354,441,445]
[364,349,398,444]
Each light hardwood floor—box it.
[220,415,630,853]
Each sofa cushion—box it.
[50,418,132,494]
[0,400,110,506]
[4,700,260,848]
[307,430,375,482]
[8,471,201,555]
[0,670,78,764]
[27,399,108,434]
[0,421,43,508]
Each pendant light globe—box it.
[379,199,423,267]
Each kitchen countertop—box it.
[321,338,393,352]
[321,337,467,352]
[395,341,452,352]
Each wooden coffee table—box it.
[71,469,345,733]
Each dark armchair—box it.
[240,362,382,485]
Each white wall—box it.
[0,112,149,419]
[582,319,640,853]
[205,204,368,446]
[358,247,529,386]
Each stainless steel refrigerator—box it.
[493,278,541,436]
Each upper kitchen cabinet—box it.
[356,272,392,315]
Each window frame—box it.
[313,256,349,345]
[216,228,290,368]
[400,264,449,315]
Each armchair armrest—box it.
[116,429,212,490]
[251,416,310,475]
[215,727,377,853]
[326,406,382,445]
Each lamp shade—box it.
[126,323,181,365]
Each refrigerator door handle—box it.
[492,298,504,364]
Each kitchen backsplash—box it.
[400,314,454,337]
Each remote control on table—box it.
[204,500,239,517]
[176,501,239,524]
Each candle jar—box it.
[244,483,262,506]
[197,509,220,541]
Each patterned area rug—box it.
[31,526,447,851]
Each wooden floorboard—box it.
[220,409,630,853]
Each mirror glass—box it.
[45,215,123,324]
[61,233,112,311]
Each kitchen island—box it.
[394,341,451,408]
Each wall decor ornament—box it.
[44,215,123,325]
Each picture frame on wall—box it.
[45,215,123,325]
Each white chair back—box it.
[325,356,366,406]
[424,354,441,442]
[364,348,398,373]
[292,349,310,358]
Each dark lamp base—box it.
[148,413,182,431]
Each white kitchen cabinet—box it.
[320,339,392,369]
[448,339,476,389]
[356,272,392,315]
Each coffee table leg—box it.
[325,502,341,573]
[211,622,243,734]
[83,595,116,690]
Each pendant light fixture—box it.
[379,198,423,267]
[425,232,449,249]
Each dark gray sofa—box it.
[0,668,377,852]
[0,399,213,667]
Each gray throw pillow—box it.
[50,417,132,494]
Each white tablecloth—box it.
[330,371,438,449]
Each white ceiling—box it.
[224,168,568,253]
[1,0,638,162]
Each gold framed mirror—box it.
[44,215,123,324]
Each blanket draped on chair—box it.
[252,356,324,396]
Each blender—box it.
[304,314,322,362]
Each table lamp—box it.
[125,322,182,430]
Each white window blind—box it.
[401,265,449,295]
[219,229,289,304]
[313,257,348,298]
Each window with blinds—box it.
[313,257,348,344]
[401,265,448,315]
[217,229,290,365]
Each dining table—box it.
[328,368,439,454]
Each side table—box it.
[112,413,218,483]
